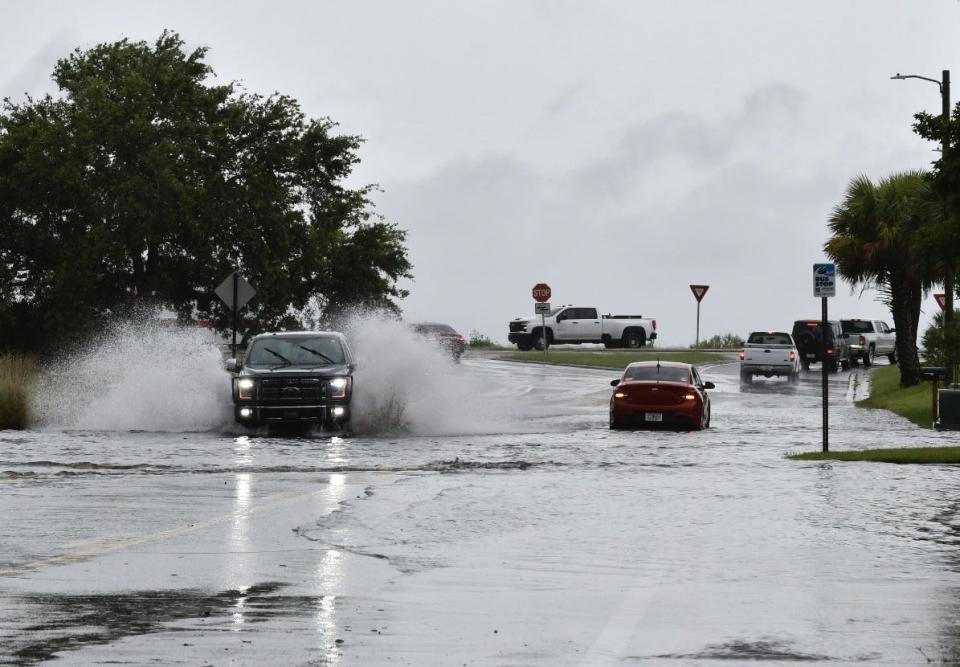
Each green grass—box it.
[790,365,949,463]
[501,350,727,370]
[789,447,960,464]
[856,365,934,428]
[0,353,35,430]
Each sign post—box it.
[689,285,710,348]
[215,271,257,355]
[532,283,552,357]
[813,263,836,452]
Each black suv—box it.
[791,320,850,372]
[226,331,354,429]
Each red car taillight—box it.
[826,347,834,356]
[738,350,745,360]
[652,319,657,331]
[859,335,866,346]
[789,351,796,362]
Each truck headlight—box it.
[234,377,256,400]
[327,377,350,399]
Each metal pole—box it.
[821,297,829,452]
[542,313,547,360]
[695,301,701,348]
[232,273,238,356]
[942,70,955,385]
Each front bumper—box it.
[508,332,529,344]
[234,402,350,425]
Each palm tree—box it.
[824,171,939,386]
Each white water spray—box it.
[342,311,521,436]
[30,320,233,431]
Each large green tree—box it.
[0,31,411,352]
[824,171,939,386]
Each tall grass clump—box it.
[0,353,35,429]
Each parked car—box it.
[840,318,897,366]
[226,331,354,429]
[608,361,714,430]
[411,322,466,360]
[739,331,801,383]
[790,319,850,372]
[508,305,657,351]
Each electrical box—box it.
[936,389,960,430]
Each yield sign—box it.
[935,293,946,312]
[689,284,710,303]
[215,272,257,309]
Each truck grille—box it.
[509,321,527,333]
[259,377,323,403]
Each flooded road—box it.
[2,355,960,665]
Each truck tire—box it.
[623,332,645,349]
[532,329,550,351]
[863,346,874,367]
[517,338,534,351]
[888,349,898,364]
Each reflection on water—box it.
[5,359,960,663]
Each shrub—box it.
[921,310,960,366]
[690,333,744,349]
[0,354,35,429]
[468,330,498,349]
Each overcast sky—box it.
[3,1,958,346]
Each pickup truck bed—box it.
[739,332,800,383]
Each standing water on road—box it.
[4,345,960,665]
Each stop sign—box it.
[532,283,551,303]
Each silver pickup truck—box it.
[739,331,801,384]
[840,319,897,366]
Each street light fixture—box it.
[891,69,953,381]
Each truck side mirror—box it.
[225,358,241,373]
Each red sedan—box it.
[609,361,714,430]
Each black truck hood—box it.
[240,364,352,378]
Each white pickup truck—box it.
[739,331,801,383]
[507,306,657,351]
[840,319,897,366]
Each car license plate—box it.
[645,413,663,422]
[806,353,816,359]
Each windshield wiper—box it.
[263,347,292,368]
[297,344,337,365]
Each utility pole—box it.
[942,70,954,384]
[892,70,953,382]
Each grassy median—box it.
[789,365,951,463]
[0,353,35,430]
[501,349,727,370]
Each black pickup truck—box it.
[226,331,354,429]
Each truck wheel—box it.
[623,332,645,349]
[800,360,810,371]
[830,359,839,373]
[863,347,874,367]
[533,331,550,351]
[517,339,533,351]
[888,350,898,364]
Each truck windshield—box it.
[747,332,793,345]
[245,337,346,367]
[841,320,874,334]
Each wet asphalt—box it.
[2,356,960,665]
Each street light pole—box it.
[892,70,953,381]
